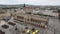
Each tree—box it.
[58,9,60,19]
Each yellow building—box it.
[0,12,11,19]
[14,13,48,28]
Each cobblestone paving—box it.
[48,18,60,34]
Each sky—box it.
[0,0,60,5]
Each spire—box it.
[24,3,25,7]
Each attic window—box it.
[17,16,24,19]
[8,22,16,26]
[2,24,9,29]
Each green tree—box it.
[58,9,60,19]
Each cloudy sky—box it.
[0,0,60,5]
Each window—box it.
[17,16,24,19]
[2,24,9,29]
[8,22,16,26]
[14,19,24,22]
[31,18,41,23]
